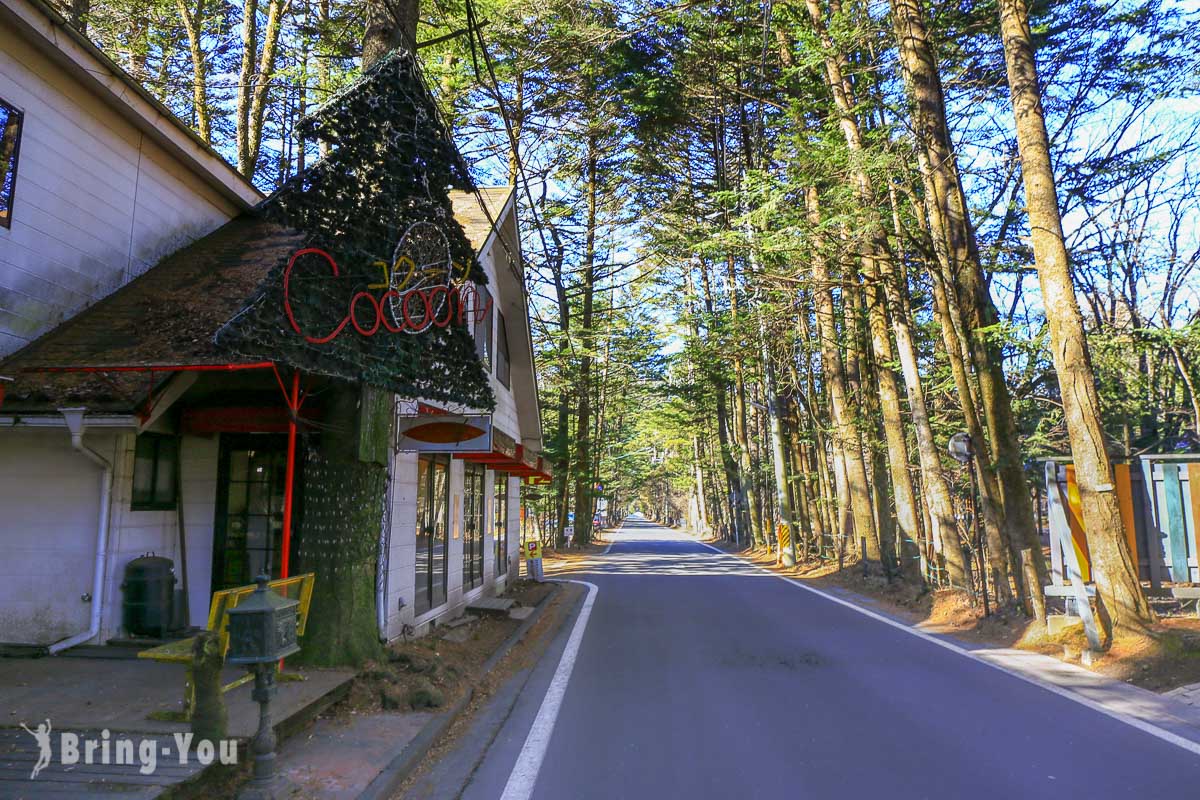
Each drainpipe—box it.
[48,408,113,654]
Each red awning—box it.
[455,445,551,481]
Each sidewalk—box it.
[0,657,353,798]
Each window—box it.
[415,453,450,615]
[463,463,485,591]
[474,286,493,371]
[0,98,23,229]
[496,313,511,388]
[493,472,509,576]
[132,434,178,510]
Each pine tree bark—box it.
[844,277,894,569]
[363,0,419,66]
[861,269,923,579]
[891,0,1044,605]
[236,0,258,176]
[755,290,798,566]
[807,188,879,567]
[572,141,599,546]
[247,0,291,171]
[997,0,1153,630]
[176,0,211,142]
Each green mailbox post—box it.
[227,575,301,800]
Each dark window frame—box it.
[0,97,24,230]
[210,433,294,591]
[493,472,509,576]
[131,433,179,511]
[496,312,511,388]
[463,462,485,591]
[474,286,493,371]
[415,452,451,616]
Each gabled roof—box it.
[1,0,262,209]
[0,217,302,411]
[451,187,515,252]
[0,52,496,413]
[449,186,545,454]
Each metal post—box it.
[969,462,989,617]
[280,371,300,580]
[239,665,280,800]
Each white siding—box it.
[98,433,218,639]
[0,24,240,356]
[0,425,221,645]
[0,428,115,644]
[478,241,522,439]
[384,453,523,641]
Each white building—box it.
[0,0,261,358]
[0,0,545,653]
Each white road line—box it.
[500,520,628,797]
[499,579,598,800]
[698,541,1200,758]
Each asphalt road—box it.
[405,517,1200,800]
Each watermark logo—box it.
[20,719,52,780]
[18,719,237,780]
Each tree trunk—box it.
[294,383,385,666]
[177,0,211,143]
[884,186,971,588]
[728,255,765,548]
[807,188,879,568]
[247,0,292,172]
[844,277,894,571]
[572,142,598,547]
[891,0,1045,605]
[997,0,1154,631]
[363,0,419,66]
[236,0,259,177]
[861,268,923,579]
[755,289,798,566]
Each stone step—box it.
[466,597,516,616]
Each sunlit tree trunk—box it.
[807,188,879,568]
[236,0,258,176]
[247,0,292,171]
[891,0,1045,605]
[176,0,211,143]
[997,0,1153,631]
[884,186,971,587]
[363,0,418,66]
[728,254,765,547]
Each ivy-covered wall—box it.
[216,51,495,411]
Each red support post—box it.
[280,370,300,580]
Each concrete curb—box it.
[356,582,569,800]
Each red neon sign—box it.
[282,248,491,344]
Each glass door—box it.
[463,463,485,591]
[493,472,508,576]
[415,453,450,615]
[212,434,291,592]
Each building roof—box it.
[1,0,262,209]
[0,55,498,414]
[0,217,304,410]
[450,187,515,252]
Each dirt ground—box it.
[343,580,555,717]
[717,541,1200,693]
